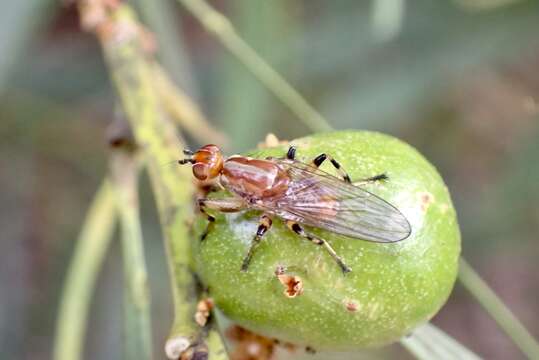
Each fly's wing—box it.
[271,160,411,242]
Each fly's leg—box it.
[311,153,352,183]
[241,214,273,272]
[264,146,296,162]
[288,147,352,184]
[293,146,386,186]
[197,200,215,241]
[198,198,246,241]
[197,182,225,197]
[286,146,297,160]
[286,220,352,273]
[353,173,388,187]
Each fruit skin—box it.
[192,130,461,350]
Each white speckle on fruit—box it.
[439,203,449,214]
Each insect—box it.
[179,144,411,273]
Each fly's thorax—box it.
[221,157,290,199]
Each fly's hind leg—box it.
[311,152,388,186]
[197,182,225,197]
[286,220,351,273]
[198,198,246,241]
[311,153,352,183]
[241,214,272,272]
[288,147,353,184]
[294,146,387,186]
[353,173,388,187]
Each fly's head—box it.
[179,144,224,181]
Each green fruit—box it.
[192,130,460,350]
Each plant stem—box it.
[216,0,292,149]
[176,0,332,133]
[91,4,217,357]
[207,329,229,359]
[459,258,539,359]
[152,63,228,147]
[401,323,480,360]
[53,181,117,360]
[133,0,200,99]
[110,149,152,360]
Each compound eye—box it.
[193,149,212,164]
[193,163,209,181]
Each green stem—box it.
[206,329,229,360]
[176,0,332,133]
[110,150,152,360]
[401,323,480,360]
[96,5,219,357]
[133,0,200,98]
[459,258,539,359]
[152,63,228,147]
[53,181,117,360]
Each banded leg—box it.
[241,214,273,272]
[286,146,297,160]
[198,197,246,241]
[291,146,387,186]
[311,153,352,183]
[353,173,388,187]
[286,220,351,273]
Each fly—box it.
[179,144,411,273]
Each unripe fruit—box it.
[193,130,460,350]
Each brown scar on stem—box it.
[418,191,435,212]
[274,266,304,298]
[194,298,214,327]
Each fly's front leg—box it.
[311,153,352,184]
[241,214,272,272]
[197,182,225,197]
[286,220,352,274]
[198,198,246,241]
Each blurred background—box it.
[1,0,539,359]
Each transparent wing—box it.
[269,160,411,242]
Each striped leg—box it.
[241,214,273,272]
[286,220,351,274]
[311,153,352,183]
[353,173,388,187]
[286,146,297,160]
[294,147,386,186]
